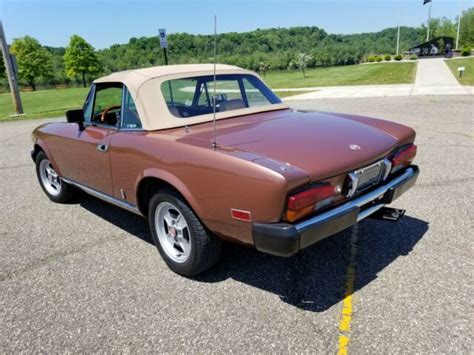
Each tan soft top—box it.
[93,64,288,131]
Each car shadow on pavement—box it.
[79,195,155,245]
[78,195,428,313]
[194,215,428,313]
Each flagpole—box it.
[396,0,403,55]
[426,0,432,42]
[455,0,463,50]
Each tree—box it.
[437,17,456,38]
[10,36,53,91]
[64,35,101,87]
[258,61,269,77]
[458,8,474,47]
[9,18,466,88]
[0,54,5,79]
[293,53,313,78]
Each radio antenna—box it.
[211,14,217,149]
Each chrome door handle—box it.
[96,144,108,153]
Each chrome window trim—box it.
[83,122,119,131]
[120,83,126,128]
[119,128,145,132]
[120,84,143,131]
[82,85,96,123]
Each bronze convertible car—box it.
[31,64,419,276]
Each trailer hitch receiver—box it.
[370,207,406,222]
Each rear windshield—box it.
[160,74,282,118]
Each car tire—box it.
[148,190,222,277]
[35,151,74,203]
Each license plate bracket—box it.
[348,160,384,196]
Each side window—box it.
[92,85,122,127]
[83,86,95,122]
[122,87,142,129]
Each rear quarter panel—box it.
[110,132,291,244]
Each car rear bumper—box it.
[252,165,419,257]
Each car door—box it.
[55,83,123,196]
[108,86,144,203]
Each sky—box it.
[0,0,471,49]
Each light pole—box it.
[396,0,403,55]
[0,21,23,115]
[426,0,432,42]
[455,0,464,50]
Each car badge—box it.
[349,144,361,151]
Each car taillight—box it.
[285,184,336,222]
[391,144,417,173]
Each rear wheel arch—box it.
[136,176,201,219]
[148,187,222,276]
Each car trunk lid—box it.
[168,110,398,181]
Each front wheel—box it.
[148,191,222,276]
[35,151,74,203]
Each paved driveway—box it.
[412,58,468,96]
[415,57,460,87]
[1,95,472,352]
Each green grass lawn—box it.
[445,57,474,86]
[263,62,417,88]
[0,87,89,122]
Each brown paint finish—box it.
[32,108,417,245]
[171,110,400,181]
[109,130,289,244]
[37,123,115,195]
[325,111,416,146]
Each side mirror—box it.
[66,109,85,130]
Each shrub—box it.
[367,55,376,63]
[375,56,383,62]
[384,54,391,61]
[394,54,403,61]
[409,54,418,60]
[461,46,471,56]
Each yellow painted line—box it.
[337,223,359,355]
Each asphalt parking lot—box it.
[1,95,472,353]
